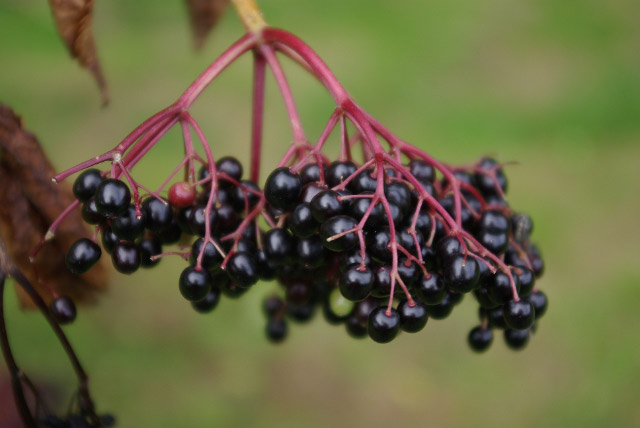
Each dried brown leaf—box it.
[48,0,108,105]
[0,104,108,308]
[185,0,231,49]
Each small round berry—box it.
[191,287,221,313]
[310,190,346,222]
[487,272,520,305]
[226,252,259,287]
[300,163,324,184]
[397,260,418,287]
[326,160,357,188]
[339,265,373,301]
[367,227,393,263]
[265,318,288,343]
[155,220,182,244]
[415,273,447,305]
[73,169,103,202]
[443,254,480,293]
[486,306,507,329]
[297,236,326,268]
[503,300,535,330]
[230,180,261,211]
[476,230,509,255]
[398,300,428,333]
[287,302,317,323]
[168,182,196,208]
[142,198,173,232]
[408,159,435,183]
[478,210,510,233]
[299,182,325,204]
[94,179,131,217]
[49,296,77,325]
[504,328,529,350]
[328,288,354,318]
[288,203,318,238]
[370,266,392,298]
[263,228,295,265]
[516,268,536,297]
[286,280,313,306]
[468,326,493,352]
[384,182,413,211]
[338,248,370,272]
[179,266,212,301]
[111,242,141,274]
[188,205,217,236]
[66,238,102,274]
[320,216,358,252]
[473,286,499,309]
[139,237,162,268]
[527,290,548,319]
[112,205,146,241]
[263,295,285,317]
[367,307,401,343]
[256,249,279,281]
[101,227,119,254]
[264,167,302,210]
[190,238,223,270]
[426,293,454,320]
[345,316,367,338]
[81,198,104,225]
[348,170,377,193]
[475,157,508,196]
[177,206,195,234]
[216,156,243,184]
[436,236,463,264]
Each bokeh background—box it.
[1,0,639,426]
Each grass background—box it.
[1,0,639,426]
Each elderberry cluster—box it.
[60,154,547,352]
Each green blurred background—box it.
[1,0,639,426]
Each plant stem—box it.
[231,0,267,34]
[250,52,266,183]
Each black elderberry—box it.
[191,287,221,313]
[94,179,131,217]
[81,198,103,225]
[398,300,428,333]
[503,300,535,330]
[188,206,217,236]
[473,286,499,309]
[338,248,370,271]
[264,167,302,210]
[263,228,295,265]
[485,306,507,329]
[179,266,212,301]
[287,302,316,323]
[528,244,545,278]
[226,252,259,287]
[230,180,260,211]
[326,160,357,187]
[339,265,373,301]
[439,195,474,229]
[449,291,465,305]
[256,249,279,280]
[468,326,493,352]
[310,190,346,222]
[436,235,463,264]
[50,296,77,325]
[425,293,454,320]
[266,318,288,343]
[415,273,447,305]
[142,197,173,232]
[345,315,368,338]
[111,241,141,274]
[263,295,285,318]
[475,157,508,196]
[367,226,392,263]
[300,163,324,184]
[297,235,327,268]
[189,238,221,270]
[320,215,358,252]
[101,227,119,254]
[397,259,418,287]
[348,170,377,193]
[348,193,383,223]
[408,159,435,183]
[215,203,238,232]
[371,266,392,297]
[487,271,520,305]
[216,156,243,184]
[155,219,182,244]
[527,290,548,319]
[139,237,162,267]
[300,182,325,204]
[177,206,195,233]
[286,280,313,305]
[476,230,509,255]
[112,205,146,241]
[414,211,433,239]
[73,169,103,202]
[504,328,529,350]
[368,306,401,343]
[396,229,423,256]
[66,238,102,274]
[385,182,413,211]
[384,202,405,226]
[516,267,536,297]
[443,254,480,293]
[288,203,318,238]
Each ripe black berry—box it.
[112,205,146,241]
[226,252,259,287]
[371,266,392,298]
[475,157,507,196]
[263,295,285,317]
[527,290,548,319]
[408,159,435,183]
[345,315,368,338]
[189,238,222,270]
[264,167,302,210]
[263,228,295,265]
[73,169,103,202]
[368,307,401,343]
[468,326,493,352]
[436,236,463,264]
[216,156,243,184]
[504,328,529,350]
[139,237,162,268]
[367,226,392,263]
[81,198,103,225]
[398,300,428,333]
[94,179,131,217]
[443,254,480,293]
[503,300,535,330]
[297,236,326,268]
[256,249,279,280]
[49,296,77,325]
[300,163,324,184]
[66,238,101,274]
[320,215,358,252]
[101,227,119,254]
[191,287,221,313]
[326,160,357,187]
[415,273,447,305]
[230,180,260,211]
[339,248,370,271]
[179,266,212,301]
[111,241,141,274]
[310,190,346,222]
[517,267,536,297]
[339,265,373,301]
[288,203,318,238]
[426,293,454,320]
[348,170,377,193]
[142,198,173,232]
[189,205,217,236]
[487,272,520,305]
[384,182,413,211]
[266,318,288,343]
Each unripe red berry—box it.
[168,182,196,208]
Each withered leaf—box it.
[0,104,108,308]
[185,0,231,49]
[48,0,108,105]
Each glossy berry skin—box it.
[345,316,368,338]
[370,266,392,298]
[179,266,212,302]
[326,160,357,187]
[289,203,318,238]
[385,182,413,211]
[231,180,261,211]
[111,242,141,274]
[66,238,101,274]
[139,237,162,268]
[348,170,377,194]
[527,290,548,318]
[112,205,146,241]
[266,318,288,343]
[367,227,392,263]
[188,206,217,236]
[264,167,302,210]
[478,210,510,233]
[81,199,103,225]
[101,227,119,254]
[310,190,346,222]
[320,216,358,252]
[516,268,536,297]
[443,254,480,293]
[264,228,295,265]
[297,236,326,268]
[426,293,454,320]
[216,156,243,184]
[339,248,370,272]
[468,326,493,352]
[287,303,316,323]
[94,179,131,217]
[168,182,196,208]
[263,295,285,317]
[49,296,77,325]
[397,260,418,287]
[190,238,223,270]
[191,287,221,313]
[339,265,373,301]
[156,220,182,245]
[226,252,259,287]
[408,159,435,183]
[476,230,509,255]
[485,306,507,329]
[436,236,463,265]
[73,169,103,202]
[256,249,279,280]
[504,328,529,350]
[142,198,173,232]
[476,157,508,196]
[398,300,428,333]
[503,300,535,330]
[415,273,447,305]
[299,163,323,184]
[487,272,520,305]
[368,307,401,343]
[473,286,499,309]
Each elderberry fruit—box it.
[368,307,401,343]
[398,300,428,333]
[516,267,536,297]
[256,249,279,280]
[111,241,141,274]
[216,156,243,184]
[139,237,162,267]
[66,238,101,274]
[190,238,222,270]
[408,159,435,183]
[226,252,259,287]
[370,266,392,298]
[297,236,326,268]
[503,300,535,330]
[345,315,368,338]
[179,267,212,301]
[168,182,196,208]
[264,228,295,265]
[426,293,454,320]
[50,296,77,325]
[326,160,357,187]
[487,272,520,305]
[504,328,529,350]
[73,169,103,202]
[142,197,173,232]
[443,254,480,293]
[266,318,288,343]
[300,163,324,184]
[310,190,346,222]
[189,205,217,236]
[320,215,358,252]
[436,236,463,264]
[339,265,373,301]
[415,273,446,305]
[288,203,318,238]
[475,157,507,196]
[349,170,377,193]
[94,179,131,217]
[527,290,548,318]
[81,198,103,225]
[191,287,221,313]
[101,227,119,254]
[112,205,146,241]
[264,167,302,210]
[468,326,493,352]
